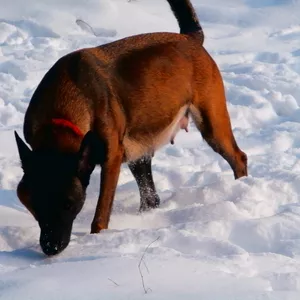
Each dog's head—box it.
[14,131,97,256]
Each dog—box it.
[14,0,248,256]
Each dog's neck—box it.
[30,119,84,152]
[51,118,84,137]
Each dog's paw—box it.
[90,221,106,234]
[139,194,160,212]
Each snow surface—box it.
[1,0,300,299]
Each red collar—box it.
[51,118,84,137]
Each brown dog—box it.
[14,0,247,256]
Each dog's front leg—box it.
[91,142,124,234]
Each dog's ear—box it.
[15,131,32,170]
[77,131,99,185]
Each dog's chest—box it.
[123,106,188,162]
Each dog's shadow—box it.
[0,247,45,270]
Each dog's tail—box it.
[166,0,204,44]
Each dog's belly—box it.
[123,105,188,162]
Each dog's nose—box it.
[40,231,69,256]
[40,241,64,256]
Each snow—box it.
[1,0,300,298]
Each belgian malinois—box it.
[15,0,248,256]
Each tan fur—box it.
[123,137,150,162]
[189,104,203,127]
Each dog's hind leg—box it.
[190,79,248,179]
[128,156,160,212]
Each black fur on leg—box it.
[128,156,160,212]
